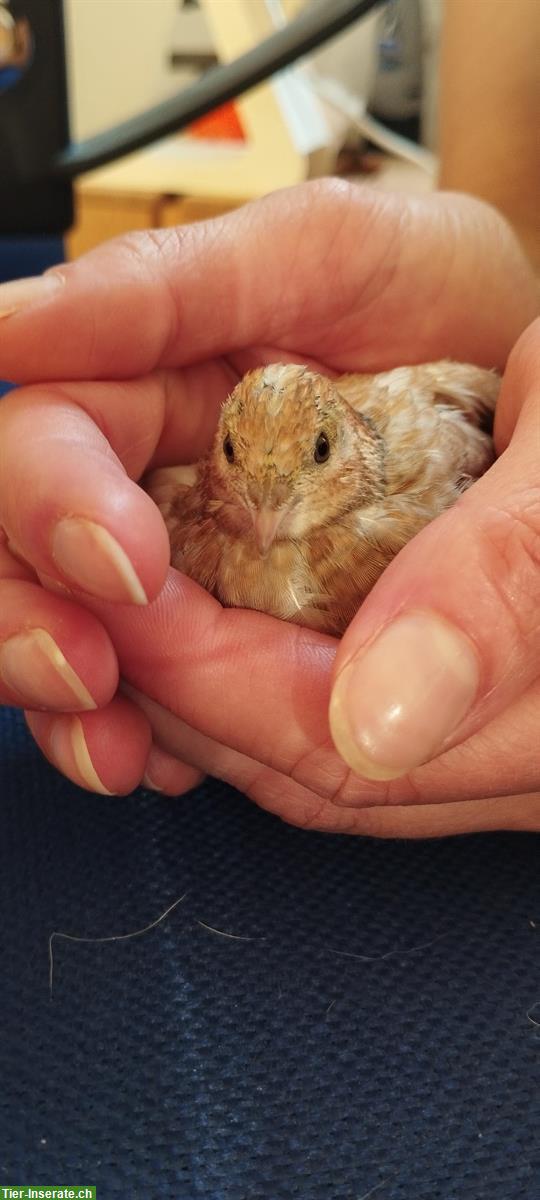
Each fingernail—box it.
[6,536,30,566]
[49,716,114,795]
[0,628,96,711]
[0,272,64,318]
[52,517,148,605]
[38,573,76,598]
[329,612,479,780]
[142,773,163,793]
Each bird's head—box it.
[205,364,385,555]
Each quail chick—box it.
[146,362,498,636]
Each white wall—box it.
[64,0,183,139]
[64,0,381,143]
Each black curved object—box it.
[0,0,380,234]
[54,0,381,178]
[0,0,71,233]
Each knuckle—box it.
[121,224,190,271]
[289,742,348,799]
[288,743,423,810]
[104,228,185,368]
[301,175,358,213]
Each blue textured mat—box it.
[0,236,64,397]
[0,236,63,279]
[0,705,538,1198]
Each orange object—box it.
[188,101,246,141]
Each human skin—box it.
[439,0,540,271]
[0,179,539,835]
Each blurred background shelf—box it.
[67,149,433,259]
[65,0,436,258]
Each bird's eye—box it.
[223,434,235,464]
[314,432,330,463]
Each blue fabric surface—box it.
[0,705,539,1197]
[0,236,64,397]
[0,235,63,280]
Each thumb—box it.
[329,322,540,781]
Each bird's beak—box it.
[252,507,285,557]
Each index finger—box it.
[0,182,537,384]
[0,362,233,603]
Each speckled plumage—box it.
[146,362,498,636]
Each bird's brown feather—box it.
[146,361,498,635]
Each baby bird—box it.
[146,362,498,636]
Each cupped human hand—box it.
[0,179,539,832]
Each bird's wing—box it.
[405,361,499,428]
[337,361,497,498]
[337,361,499,429]
[144,464,198,521]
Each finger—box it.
[123,682,360,833]
[85,564,540,810]
[334,675,540,807]
[26,695,151,795]
[494,317,540,451]
[329,337,540,781]
[337,793,540,837]
[142,744,204,796]
[0,184,537,383]
[81,566,539,811]
[92,570,340,788]
[125,685,540,835]
[0,531,37,583]
[0,579,117,711]
[0,371,226,603]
